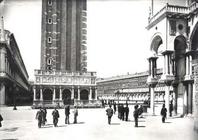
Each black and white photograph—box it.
[0,0,198,139]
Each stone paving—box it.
[0,106,197,140]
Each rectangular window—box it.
[48,37,52,43]
[48,18,52,24]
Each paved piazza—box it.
[0,106,197,140]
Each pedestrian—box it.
[52,107,60,127]
[133,105,139,127]
[161,104,167,123]
[169,100,173,117]
[73,106,78,124]
[113,102,116,114]
[120,104,125,121]
[42,107,47,125]
[138,105,143,118]
[0,114,3,127]
[35,107,43,128]
[65,105,70,124]
[106,105,114,125]
[125,104,129,121]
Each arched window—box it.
[48,0,52,6]
[47,58,53,65]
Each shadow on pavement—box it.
[70,122,85,125]
[110,123,120,125]
[0,127,18,132]
[136,126,146,128]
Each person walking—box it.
[169,100,173,117]
[73,106,78,124]
[106,105,114,125]
[161,104,167,123]
[36,107,43,128]
[52,107,60,127]
[42,107,47,125]
[113,102,116,114]
[125,104,129,121]
[133,105,139,127]
[0,114,3,127]
[65,105,70,124]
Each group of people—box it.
[35,105,78,128]
[105,103,144,127]
[117,103,129,121]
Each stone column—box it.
[165,86,170,117]
[59,87,62,100]
[150,86,155,115]
[53,87,56,101]
[77,86,80,100]
[0,82,5,105]
[0,47,6,72]
[186,56,189,75]
[33,87,36,101]
[40,88,43,101]
[193,61,198,132]
[95,88,98,100]
[187,83,193,114]
[89,87,92,100]
[147,56,158,115]
[71,86,74,99]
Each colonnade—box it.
[33,86,97,102]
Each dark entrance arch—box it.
[43,88,53,100]
[62,89,71,105]
[80,89,89,100]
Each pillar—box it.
[59,87,62,100]
[165,86,170,117]
[71,86,74,99]
[186,56,189,75]
[187,83,192,114]
[0,47,6,72]
[40,88,43,101]
[53,87,56,101]
[193,63,198,132]
[77,86,80,100]
[89,87,92,100]
[150,86,155,115]
[33,87,36,101]
[95,88,98,100]
[0,82,5,105]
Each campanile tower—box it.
[33,0,98,108]
[40,0,87,72]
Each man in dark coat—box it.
[161,104,167,123]
[52,107,60,127]
[169,100,173,117]
[125,104,129,121]
[65,105,70,124]
[106,105,114,124]
[133,105,139,127]
[36,107,43,128]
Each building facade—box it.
[33,0,98,108]
[0,17,30,106]
[146,0,198,131]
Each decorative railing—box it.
[148,2,198,24]
[34,69,96,77]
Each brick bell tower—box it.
[40,0,87,72]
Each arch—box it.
[174,35,187,77]
[80,89,89,100]
[62,88,71,105]
[43,88,53,100]
[150,33,163,54]
[190,22,198,51]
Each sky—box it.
[0,0,187,80]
